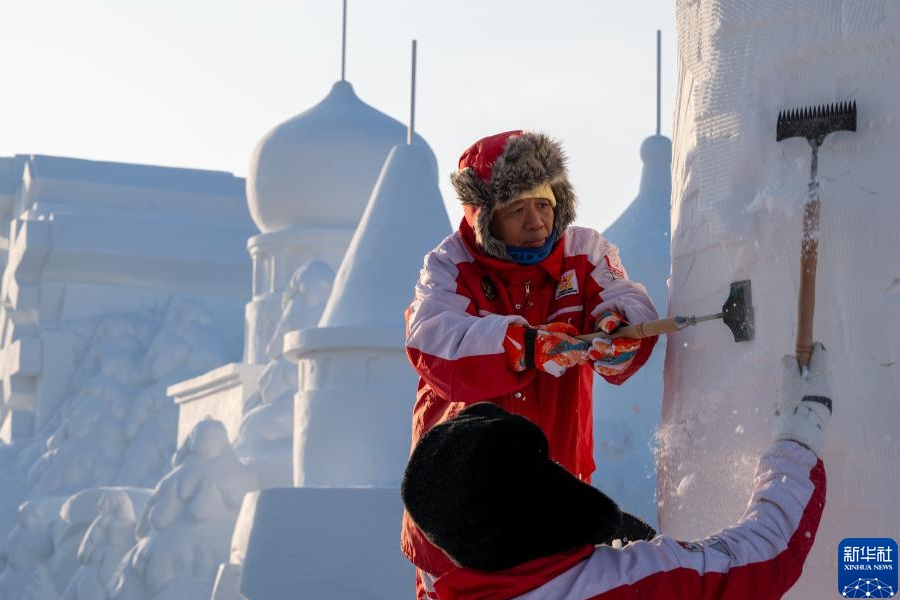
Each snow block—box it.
[168,362,265,447]
[238,487,412,600]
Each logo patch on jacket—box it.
[481,276,497,301]
[555,269,579,299]
[604,254,625,280]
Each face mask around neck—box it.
[505,229,558,265]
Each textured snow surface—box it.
[0,302,234,599]
[108,420,256,600]
[662,2,900,598]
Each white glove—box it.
[773,342,832,456]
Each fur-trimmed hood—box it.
[451,131,577,260]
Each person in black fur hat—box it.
[402,403,623,572]
[402,130,659,598]
[403,343,832,600]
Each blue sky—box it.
[1,0,676,231]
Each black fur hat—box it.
[401,403,622,572]
[452,131,578,261]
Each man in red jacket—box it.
[402,343,832,600]
[403,130,660,597]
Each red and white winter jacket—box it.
[433,440,826,600]
[402,219,659,577]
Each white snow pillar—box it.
[663,3,900,598]
[285,326,412,486]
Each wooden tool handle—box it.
[796,198,820,368]
[576,317,681,342]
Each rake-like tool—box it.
[777,101,857,367]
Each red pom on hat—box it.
[457,130,524,182]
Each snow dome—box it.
[246,80,438,233]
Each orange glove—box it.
[503,322,590,378]
[589,310,640,377]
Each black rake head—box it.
[776,101,857,144]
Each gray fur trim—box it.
[450,132,577,259]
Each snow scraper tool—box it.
[776,101,856,367]
[576,280,754,344]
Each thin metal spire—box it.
[408,39,417,145]
[656,29,661,136]
[341,0,347,81]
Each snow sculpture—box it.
[235,260,334,487]
[243,80,437,364]
[50,487,151,600]
[61,490,139,600]
[232,142,447,599]
[0,501,55,600]
[108,419,256,600]
[662,2,900,598]
[288,142,450,487]
[0,155,252,444]
[25,300,230,498]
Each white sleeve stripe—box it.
[546,305,584,322]
[407,312,526,359]
[407,234,531,359]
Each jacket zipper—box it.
[524,280,531,308]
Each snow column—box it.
[661,2,900,598]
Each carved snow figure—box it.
[49,488,150,598]
[108,420,257,600]
[0,502,54,600]
[26,302,230,497]
[61,490,139,600]
[235,261,334,487]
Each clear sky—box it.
[1,0,676,232]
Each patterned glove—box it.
[774,342,832,457]
[595,309,627,334]
[504,322,590,378]
[589,337,641,377]
[589,310,639,377]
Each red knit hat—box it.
[452,131,577,260]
